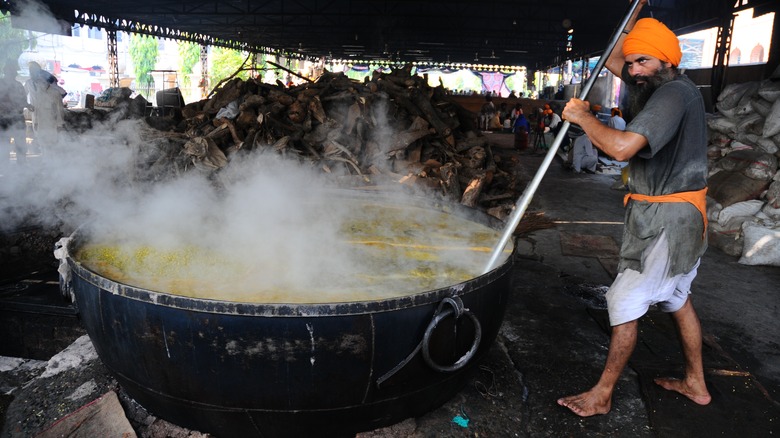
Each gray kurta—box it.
[620,73,708,276]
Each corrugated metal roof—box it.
[3,0,775,69]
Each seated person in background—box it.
[565,124,598,173]
[489,111,502,130]
[503,116,513,133]
[544,107,562,136]
[608,107,627,131]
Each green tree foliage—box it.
[129,33,159,96]
[210,46,249,87]
[177,41,200,88]
[0,12,36,70]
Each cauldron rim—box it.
[65,250,513,316]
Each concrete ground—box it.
[1,132,779,437]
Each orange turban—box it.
[623,18,682,66]
[611,107,622,117]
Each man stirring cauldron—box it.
[557,0,711,417]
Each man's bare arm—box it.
[562,98,646,162]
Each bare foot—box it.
[557,388,612,417]
[654,377,712,405]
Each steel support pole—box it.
[107,30,119,88]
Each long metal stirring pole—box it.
[482,0,643,273]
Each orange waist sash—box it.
[623,187,708,239]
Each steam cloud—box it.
[1,1,507,303]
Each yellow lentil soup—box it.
[76,202,512,303]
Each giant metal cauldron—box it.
[59,193,515,437]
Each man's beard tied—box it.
[627,65,677,117]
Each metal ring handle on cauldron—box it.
[421,297,482,373]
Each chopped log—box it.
[464,146,487,169]
[384,76,416,88]
[410,87,452,141]
[184,137,228,169]
[322,90,358,102]
[398,173,417,185]
[309,96,328,124]
[385,127,434,155]
[239,95,266,110]
[461,173,487,207]
[376,78,423,119]
[455,135,488,153]
[287,100,306,123]
[481,193,515,203]
[203,78,244,114]
[323,138,352,159]
[486,205,512,221]
[272,136,291,152]
[214,119,242,145]
[236,108,259,131]
[344,102,362,134]
[407,143,422,163]
[269,89,295,106]
[440,163,461,200]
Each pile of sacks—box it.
[705,66,780,267]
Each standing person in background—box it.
[608,107,627,131]
[510,103,523,124]
[512,106,530,151]
[558,0,711,417]
[479,95,496,131]
[0,61,28,168]
[24,62,65,155]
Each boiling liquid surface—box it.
[76,202,512,303]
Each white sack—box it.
[707,114,737,134]
[717,81,760,110]
[750,96,773,117]
[735,113,764,135]
[762,203,780,220]
[718,200,765,227]
[738,223,780,267]
[757,137,778,154]
[758,79,780,102]
[763,99,780,138]
[766,180,780,208]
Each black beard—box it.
[627,65,677,118]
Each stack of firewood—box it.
[72,66,525,219]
